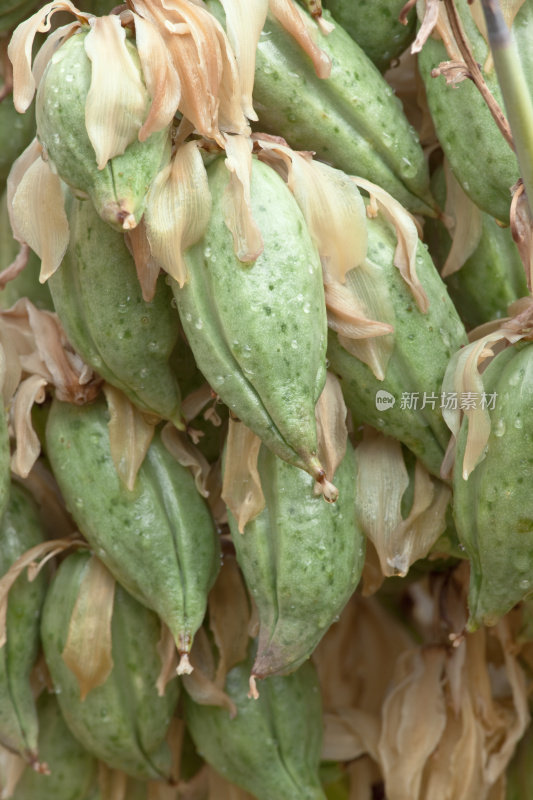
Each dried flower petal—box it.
[145,141,211,287]
[221,418,265,533]
[11,153,69,283]
[84,16,150,168]
[441,161,483,278]
[62,555,116,700]
[8,1,90,113]
[103,384,155,491]
[223,133,263,262]
[268,0,331,78]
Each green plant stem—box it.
[480,0,533,214]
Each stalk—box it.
[480,0,533,215]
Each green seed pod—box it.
[11,691,96,800]
[0,95,35,187]
[417,0,533,222]
[184,647,326,800]
[173,155,329,487]
[48,193,183,427]
[0,483,47,764]
[36,28,170,231]
[0,188,53,311]
[453,342,533,630]
[321,0,416,71]
[227,439,364,678]
[424,166,528,329]
[206,0,433,215]
[327,210,467,478]
[41,551,179,780]
[45,397,220,664]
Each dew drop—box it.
[195,318,203,329]
[494,419,506,437]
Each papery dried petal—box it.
[11,154,69,282]
[411,0,440,53]
[8,1,90,113]
[268,0,331,78]
[221,418,265,533]
[314,371,347,484]
[0,746,26,797]
[85,16,149,169]
[218,0,268,120]
[355,428,409,577]
[378,646,447,800]
[103,384,155,491]
[132,13,182,141]
[156,623,179,697]
[257,140,367,282]
[441,162,483,278]
[62,555,116,700]
[7,137,41,244]
[125,217,161,302]
[322,708,380,762]
[223,133,263,262]
[392,462,450,575]
[181,628,237,716]
[161,422,211,498]
[10,374,47,478]
[0,536,85,647]
[353,176,429,312]
[145,141,211,287]
[208,556,251,687]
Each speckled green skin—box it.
[12,692,96,800]
[418,0,533,222]
[184,650,326,800]
[45,398,220,655]
[0,483,47,762]
[0,188,53,310]
[206,0,434,215]
[322,0,416,71]
[424,167,528,330]
[227,440,364,678]
[0,96,35,186]
[453,342,533,630]
[36,30,170,231]
[174,156,327,480]
[327,211,467,478]
[41,551,179,780]
[48,194,183,426]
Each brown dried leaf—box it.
[208,555,251,687]
[62,555,116,701]
[98,762,128,800]
[441,160,483,277]
[314,372,347,485]
[378,646,447,800]
[268,0,331,78]
[125,218,161,302]
[510,181,533,292]
[352,177,429,313]
[0,536,86,648]
[10,374,47,478]
[313,594,413,714]
[411,0,440,53]
[322,708,380,762]
[221,418,264,533]
[103,384,155,491]
[181,627,237,717]
[223,133,263,262]
[161,422,211,498]
[156,622,178,697]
